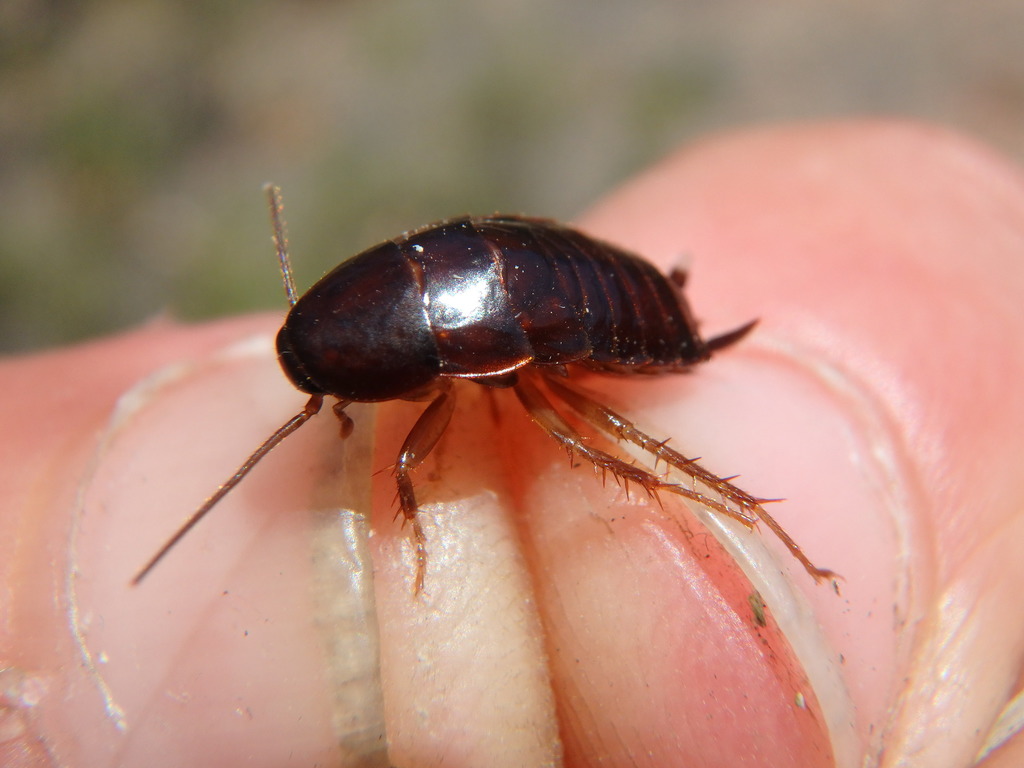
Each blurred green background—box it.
[2,0,1022,353]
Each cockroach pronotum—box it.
[134,185,836,592]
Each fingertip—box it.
[580,120,1024,766]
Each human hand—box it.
[2,121,1022,768]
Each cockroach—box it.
[133,185,836,592]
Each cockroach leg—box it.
[543,376,761,512]
[542,374,838,583]
[332,399,354,438]
[515,375,698,504]
[669,267,688,290]
[394,382,456,594]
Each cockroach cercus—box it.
[133,185,837,593]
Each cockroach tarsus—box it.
[132,185,837,592]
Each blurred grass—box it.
[1,0,1023,352]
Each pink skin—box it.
[1,121,1023,768]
